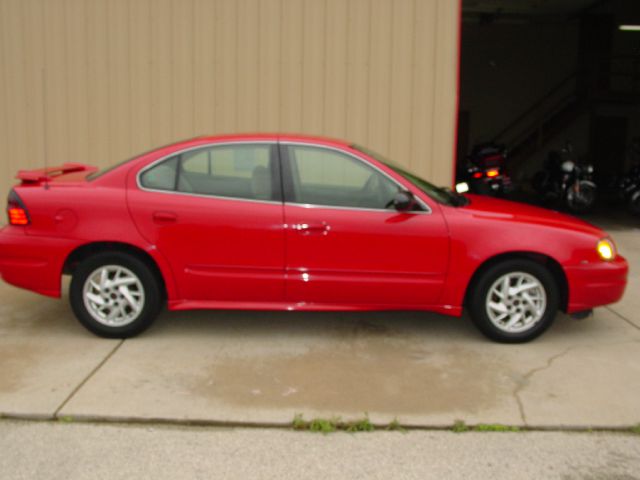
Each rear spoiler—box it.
[16,163,97,184]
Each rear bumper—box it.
[565,255,629,313]
[0,226,76,297]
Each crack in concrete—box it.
[512,339,640,426]
[513,346,575,426]
[606,306,640,332]
[53,339,125,418]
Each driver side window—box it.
[285,145,398,209]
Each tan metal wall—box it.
[0,0,460,204]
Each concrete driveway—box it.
[1,216,638,429]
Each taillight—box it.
[472,172,483,179]
[486,169,500,178]
[7,190,30,226]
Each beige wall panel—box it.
[171,0,195,141]
[85,0,110,166]
[215,0,238,133]
[344,0,371,146]
[431,0,460,185]
[107,0,132,162]
[64,0,89,163]
[129,0,153,153]
[410,0,437,180]
[257,0,281,131]
[193,0,216,136]
[279,0,303,131]
[0,2,10,184]
[367,0,392,155]
[149,0,173,147]
[236,0,259,131]
[43,0,70,165]
[301,0,325,133]
[21,0,45,172]
[324,0,348,138]
[0,0,460,206]
[1,0,28,180]
[388,0,414,168]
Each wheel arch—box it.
[463,251,569,313]
[63,241,173,301]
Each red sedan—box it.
[0,134,628,342]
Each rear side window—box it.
[140,157,178,191]
[139,144,277,201]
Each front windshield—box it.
[352,144,464,206]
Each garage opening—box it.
[458,0,640,220]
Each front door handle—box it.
[292,222,331,236]
[153,211,178,224]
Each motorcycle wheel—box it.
[566,181,596,213]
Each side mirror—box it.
[391,190,416,211]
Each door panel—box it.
[128,143,285,303]
[284,204,449,306]
[281,144,449,306]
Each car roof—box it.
[186,133,351,148]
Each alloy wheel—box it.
[82,265,146,327]
[485,272,547,333]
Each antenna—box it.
[41,68,49,190]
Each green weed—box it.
[452,420,469,433]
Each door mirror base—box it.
[391,190,416,211]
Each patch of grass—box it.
[386,418,407,433]
[345,415,375,433]
[292,414,305,430]
[309,417,339,434]
[293,414,340,434]
[474,424,521,432]
[57,415,74,423]
[292,413,306,430]
[452,421,522,433]
[292,414,378,434]
[452,420,470,433]
[630,424,640,435]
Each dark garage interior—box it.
[458,0,640,216]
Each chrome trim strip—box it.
[284,202,432,215]
[279,141,432,214]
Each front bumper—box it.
[564,255,629,313]
[0,226,76,297]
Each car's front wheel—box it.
[468,259,559,343]
[70,252,162,338]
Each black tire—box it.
[70,252,163,338]
[468,259,559,343]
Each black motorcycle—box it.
[533,144,597,213]
[457,143,512,197]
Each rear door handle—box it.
[153,211,178,224]
[292,222,331,235]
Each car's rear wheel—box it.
[70,252,162,338]
[468,259,559,343]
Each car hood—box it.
[460,194,603,237]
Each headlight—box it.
[597,238,616,261]
[455,182,469,193]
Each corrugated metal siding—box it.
[0,0,459,204]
